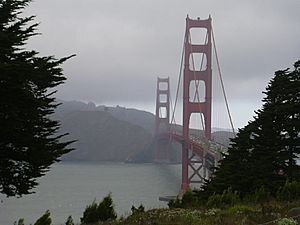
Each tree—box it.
[97,193,117,221]
[65,216,74,225]
[34,210,52,225]
[201,60,300,197]
[81,200,99,224]
[81,193,117,224]
[0,0,74,197]
[201,121,257,197]
[261,62,300,180]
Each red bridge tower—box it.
[154,77,171,163]
[182,16,212,191]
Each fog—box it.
[23,0,300,128]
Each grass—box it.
[87,200,300,225]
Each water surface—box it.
[0,162,181,225]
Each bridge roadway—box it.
[157,131,226,201]
[157,132,226,167]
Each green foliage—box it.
[0,0,74,196]
[254,186,270,204]
[131,204,145,215]
[277,181,300,202]
[277,218,298,225]
[82,199,300,225]
[168,197,182,208]
[181,188,196,207]
[81,200,98,224]
[200,60,300,199]
[81,193,117,224]
[34,210,52,225]
[287,207,300,217]
[207,193,222,208]
[97,194,117,221]
[167,189,198,208]
[180,210,202,224]
[227,204,257,215]
[65,216,74,225]
[14,218,25,225]
[207,188,240,208]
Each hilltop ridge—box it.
[54,100,234,162]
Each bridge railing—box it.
[160,131,227,163]
[189,134,227,161]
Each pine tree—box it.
[97,193,117,221]
[0,0,74,196]
[65,216,74,225]
[81,194,117,224]
[34,210,52,225]
[262,62,300,180]
[201,60,300,197]
[202,122,256,197]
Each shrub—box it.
[81,193,117,224]
[221,188,240,206]
[34,210,52,225]
[14,219,25,225]
[97,193,117,221]
[168,197,182,208]
[204,208,220,216]
[81,200,98,224]
[287,207,300,217]
[277,218,297,225]
[181,210,202,224]
[277,181,300,202]
[227,204,257,215]
[181,188,196,207]
[254,186,270,204]
[131,204,145,215]
[65,216,74,225]
[207,193,222,208]
[207,188,240,208]
[168,189,198,208]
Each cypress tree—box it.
[201,60,300,197]
[203,122,256,197]
[0,0,74,196]
[262,62,300,180]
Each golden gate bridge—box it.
[153,15,235,192]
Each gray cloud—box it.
[23,0,300,127]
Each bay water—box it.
[0,162,181,225]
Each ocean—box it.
[0,162,182,225]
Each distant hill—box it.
[57,110,152,161]
[98,105,155,133]
[55,100,155,132]
[54,100,234,162]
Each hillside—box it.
[54,100,234,162]
[55,100,155,132]
[58,110,152,161]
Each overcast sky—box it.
[24,0,300,128]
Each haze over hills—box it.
[54,100,234,162]
[55,100,153,162]
[55,100,155,132]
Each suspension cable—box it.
[168,93,175,149]
[169,92,176,125]
[170,32,185,131]
[211,26,236,137]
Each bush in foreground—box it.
[34,210,52,225]
[81,193,117,224]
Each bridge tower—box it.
[154,77,171,163]
[182,16,212,191]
